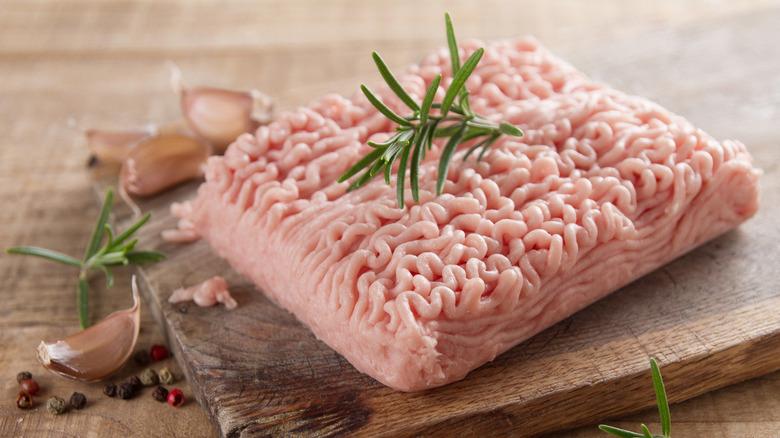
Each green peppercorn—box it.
[16,371,33,384]
[140,368,159,386]
[69,392,87,410]
[151,386,168,402]
[158,367,175,385]
[46,396,67,415]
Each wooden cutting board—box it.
[101,9,780,438]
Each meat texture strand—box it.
[173,38,760,391]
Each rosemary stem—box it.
[77,270,89,330]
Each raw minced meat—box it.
[172,37,759,391]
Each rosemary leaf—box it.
[383,145,404,185]
[419,74,442,125]
[84,189,114,260]
[372,52,420,112]
[499,121,524,137]
[598,425,647,438]
[396,145,411,208]
[463,135,491,161]
[360,84,411,126]
[410,126,428,203]
[338,147,386,183]
[124,250,167,264]
[478,134,501,161]
[445,12,460,76]
[641,425,654,438]
[348,166,376,192]
[368,133,401,149]
[5,247,82,268]
[97,263,114,288]
[436,124,467,195]
[650,358,671,437]
[441,48,484,117]
[369,155,386,178]
[111,212,152,246]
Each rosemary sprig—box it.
[338,13,523,208]
[599,358,672,438]
[6,188,165,329]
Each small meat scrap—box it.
[169,276,237,309]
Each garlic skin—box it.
[85,124,157,165]
[181,87,272,153]
[119,133,210,197]
[37,276,142,382]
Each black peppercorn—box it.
[125,375,142,392]
[16,391,34,410]
[46,396,67,415]
[133,350,152,366]
[69,392,87,410]
[103,382,117,397]
[151,386,169,402]
[16,371,32,384]
[118,382,135,400]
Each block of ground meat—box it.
[171,37,760,391]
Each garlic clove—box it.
[84,124,158,165]
[181,86,272,153]
[119,133,210,198]
[37,276,142,382]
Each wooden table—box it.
[2,1,778,436]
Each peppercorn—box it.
[158,367,174,385]
[140,368,159,386]
[19,379,40,396]
[16,391,34,410]
[125,375,142,392]
[132,350,152,366]
[150,344,169,361]
[118,382,135,400]
[167,389,184,407]
[16,371,32,384]
[69,392,87,410]
[46,396,67,415]
[103,382,117,397]
[151,386,169,402]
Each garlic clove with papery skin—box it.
[84,124,158,165]
[168,60,273,153]
[37,276,142,382]
[181,86,273,153]
[119,133,211,198]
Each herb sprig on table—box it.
[599,358,672,438]
[6,188,165,329]
[338,13,523,208]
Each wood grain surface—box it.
[2,1,779,437]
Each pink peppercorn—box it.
[150,344,169,361]
[167,389,184,407]
[19,379,40,396]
